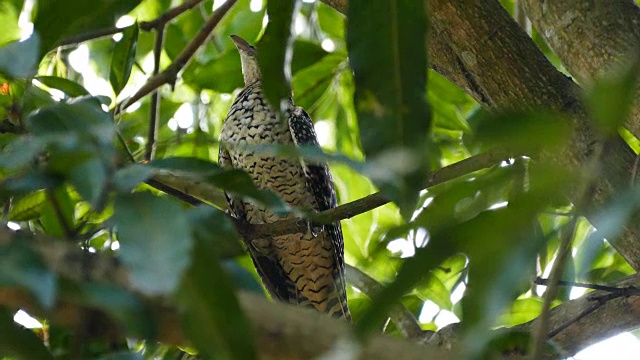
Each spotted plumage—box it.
[219,35,350,320]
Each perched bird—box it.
[219,35,350,321]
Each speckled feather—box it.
[219,36,350,321]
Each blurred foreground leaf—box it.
[0,235,56,308]
[347,0,431,217]
[113,192,192,295]
[179,211,256,360]
[0,35,40,79]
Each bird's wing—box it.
[288,106,350,320]
[218,143,291,301]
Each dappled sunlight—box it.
[321,38,336,52]
[14,310,42,329]
[213,0,228,11]
[249,0,263,13]
[1,0,638,358]
[575,333,640,360]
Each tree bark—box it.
[321,0,640,270]
[1,228,639,359]
[522,0,640,136]
[518,275,640,358]
[0,229,454,360]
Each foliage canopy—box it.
[1,0,640,359]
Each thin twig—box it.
[145,24,165,161]
[530,217,577,360]
[139,0,205,31]
[145,178,202,206]
[143,151,505,255]
[547,301,602,339]
[56,0,206,48]
[346,265,428,340]
[535,276,640,339]
[534,277,640,294]
[115,0,238,115]
[234,150,507,241]
[545,283,639,340]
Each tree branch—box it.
[233,150,507,241]
[144,23,165,161]
[531,218,576,360]
[516,273,640,358]
[2,226,640,358]
[0,228,454,360]
[522,0,640,136]
[139,0,205,31]
[115,0,237,114]
[346,266,430,341]
[321,0,640,272]
[56,0,206,48]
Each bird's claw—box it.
[307,220,323,238]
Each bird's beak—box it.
[230,35,255,55]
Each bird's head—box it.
[230,35,260,86]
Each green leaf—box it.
[575,186,640,280]
[26,96,115,145]
[25,97,115,206]
[179,218,256,360]
[257,0,299,116]
[0,35,40,79]
[20,80,56,116]
[39,186,75,237]
[36,76,90,97]
[109,24,139,95]
[68,157,108,206]
[317,2,345,40]
[208,169,285,211]
[149,157,285,210]
[585,58,640,134]
[182,50,242,93]
[64,282,155,339]
[0,171,61,196]
[498,298,544,327]
[414,274,452,310]
[0,237,56,308]
[0,1,21,46]
[188,206,241,255]
[150,157,226,174]
[292,53,343,110]
[8,190,46,221]
[112,163,155,192]
[0,307,53,360]
[211,0,265,53]
[33,0,142,54]
[474,110,572,154]
[346,1,431,217]
[291,39,329,75]
[356,164,566,352]
[0,136,44,170]
[113,192,193,295]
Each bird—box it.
[218,35,351,321]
